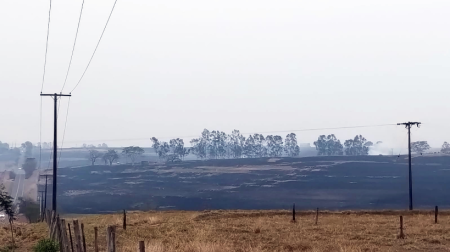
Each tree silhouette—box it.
[122,146,144,165]
[442,142,450,154]
[284,133,300,157]
[103,149,119,165]
[266,135,283,157]
[344,135,369,156]
[314,134,343,156]
[411,141,430,154]
[87,149,102,165]
[0,185,16,246]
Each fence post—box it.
[398,216,405,239]
[123,209,127,230]
[73,220,82,252]
[81,223,87,252]
[60,219,70,252]
[94,227,99,252]
[50,211,57,239]
[315,208,319,225]
[107,226,116,252]
[292,204,296,222]
[435,206,438,224]
[55,215,63,250]
[139,241,145,252]
[68,223,74,252]
[46,209,51,227]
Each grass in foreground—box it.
[1,210,450,251]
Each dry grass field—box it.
[1,210,450,252]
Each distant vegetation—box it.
[151,129,301,161]
[150,129,376,161]
[18,198,40,223]
[86,147,143,166]
[0,136,449,167]
[121,146,144,165]
[147,129,450,161]
[442,142,450,154]
[411,141,431,154]
[0,185,16,247]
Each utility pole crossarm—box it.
[40,93,72,97]
[397,122,421,127]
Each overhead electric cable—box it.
[60,123,398,144]
[61,0,85,92]
[41,0,53,93]
[40,0,53,170]
[70,0,118,93]
[58,97,71,165]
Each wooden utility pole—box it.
[40,174,52,214]
[397,121,421,210]
[41,93,71,211]
[38,190,45,220]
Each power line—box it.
[70,0,119,93]
[57,123,397,144]
[40,0,52,169]
[41,0,53,93]
[58,97,71,165]
[61,0,85,93]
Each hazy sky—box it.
[1,0,449,149]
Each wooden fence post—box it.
[139,241,145,252]
[50,211,57,239]
[398,216,405,239]
[55,215,63,250]
[435,206,438,224]
[68,223,74,252]
[46,209,51,227]
[315,208,319,225]
[94,227,99,252]
[60,219,70,252]
[73,220,82,252]
[292,204,296,223]
[81,223,87,252]
[107,226,116,252]
[123,209,127,230]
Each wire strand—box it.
[41,0,52,93]
[70,0,118,93]
[61,0,85,92]
[58,97,71,165]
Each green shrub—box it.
[0,244,18,252]
[33,239,59,252]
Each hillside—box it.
[50,155,450,213]
[1,210,450,251]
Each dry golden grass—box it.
[2,210,450,251]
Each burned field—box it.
[57,156,450,213]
